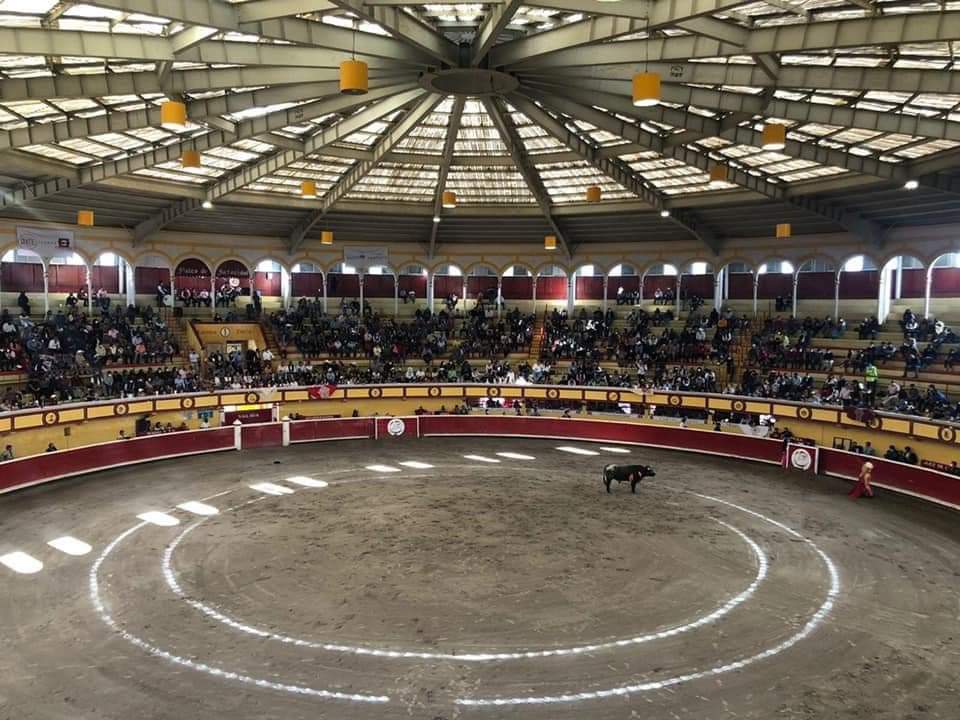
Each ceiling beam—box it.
[508,92,722,254]
[497,10,960,68]
[471,0,521,67]
[133,89,427,241]
[428,97,465,259]
[237,0,336,23]
[483,97,577,259]
[289,94,442,251]
[321,0,459,66]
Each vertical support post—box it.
[833,271,841,320]
[713,268,723,310]
[170,274,176,312]
[752,273,759,317]
[358,272,364,315]
[602,275,608,313]
[923,265,933,319]
[282,417,291,447]
[393,273,399,317]
[322,272,328,314]
[427,271,434,312]
[125,260,135,307]
[638,273,644,302]
[86,265,93,314]
[211,275,216,318]
[675,274,682,315]
[462,275,468,310]
[877,261,891,324]
[281,267,291,310]
[497,276,503,319]
[791,271,799,319]
[233,419,243,450]
[532,275,538,316]
[566,272,575,315]
[43,264,50,315]
[895,256,903,300]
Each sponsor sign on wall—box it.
[16,226,75,259]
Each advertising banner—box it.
[16,226,75,259]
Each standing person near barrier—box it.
[849,461,874,499]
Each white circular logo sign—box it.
[387,418,406,437]
[790,447,812,471]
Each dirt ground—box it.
[1,437,958,720]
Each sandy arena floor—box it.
[1,437,958,720]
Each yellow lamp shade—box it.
[181,149,201,168]
[340,59,369,95]
[77,210,94,227]
[586,185,602,202]
[708,164,727,186]
[160,100,187,130]
[776,223,792,239]
[301,180,318,198]
[632,72,661,107]
[321,230,334,246]
[442,190,457,209]
[762,123,786,151]
[544,235,557,251]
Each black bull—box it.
[603,464,656,493]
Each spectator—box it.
[1,444,13,461]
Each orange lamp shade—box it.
[181,149,201,168]
[776,223,792,239]
[301,180,318,198]
[321,230,334,246]
[77,210,94,227]
[544,235,557,250]
[340,59,369,95]
[632,72,661,107]
[709,164,727,186]
[586,185,602,202]
[762,123,786,151]
[442,190,457,209]
[160,100,187,130]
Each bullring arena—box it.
[3,0,960,718]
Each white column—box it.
[393,273,399,317]
[358,272,364,314]
[211,276,216,318]
[125,261,135,307]
[426,272,435,312]
[43,265,50,315]
[497,276,503,319]
[638,274,644,302]
[462,276,468,309]
[752,273,759,316]
[321,272,328,314]
[0,255,3,312]
[170,274,176,312]
[85,265,93,314]
[723,266,730,300]
[877,262,891,324]
[713,268,723,309]
[833,271,841,319]
[675,275,682,315]
[566,273,575,315]
[895,256,903,300]
[602,276,608,313]
[791,272,799,319]
[280,267,291,310]
[923,265,933,319]
[532,276,538,316]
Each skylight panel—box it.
[21,144,91,165]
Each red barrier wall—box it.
[327,273,359,298]
[575,277,604,300]
[820,448,960,508]
[398,274,427,298]
[363,275,395,298]
[501,276,533,300]
[135,266,170,294]
[607,276,639,299]
[681,274,713,297]
[467,276,498,299]
[291,272,324,297]
[240,423,283,449]
[536,276,567,300]
[434,276,463,298]
[1,428,236,495]
[289,418,373,443]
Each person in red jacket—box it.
[849,461,874,499]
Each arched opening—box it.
[133,254,172,307]
[174,258,212,310]
[535,264,568,310]
[756,259,795,315]
[836,254,880,321]
[291,261,324,299]
[501,264,533,304]
[1,248,46,315]
[642,263,677,306]
[679,261,714,312]
[880,254,924,324]
[927,252,960,321]
[397,263,427,309]
[795,257,838,317]
[362,264,397,303]
[215,260,252,309]
[253,259,284,300]
[327,262,360,301]
[607,263,640,304]
[572,264,604,306]
[466,264,499,306]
